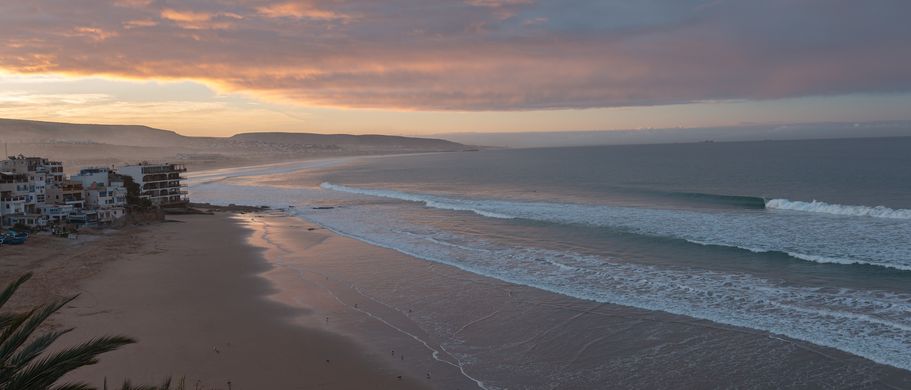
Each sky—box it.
[0,0,909,136]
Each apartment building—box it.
[117,162,188,206]
[0,157,189,228]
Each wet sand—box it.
[54,214,426,389]
[8,211,908,389]
[240,212,911,389]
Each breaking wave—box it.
[320,182,516,219]
[300,207,911,373]
[766,199,911,219]
[321,182,911,271]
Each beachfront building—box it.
[0,155,54,215]
[38,204,75,224]
[0,163,49,228]
[118,162,188,206]
[46,180,85,210]
[0,172,30,227]
[1,156,188,228]
[71,167,127,222]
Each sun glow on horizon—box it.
[1,0,910,136]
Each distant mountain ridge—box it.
[0,118,190,147]
[0,118,466,151]
[0,118,469,170]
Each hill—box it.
[0,118,191,147]
[0,118,468,171]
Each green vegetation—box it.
[122,176,152,210]
[0,273,180,390]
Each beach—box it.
[6,214,425,389]
[3,206,909,388]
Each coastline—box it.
[235,211,911,388]
[6,209,908,388]
[52,214,427,389]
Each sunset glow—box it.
[1,1,909,136]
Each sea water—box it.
[189,137,911,376]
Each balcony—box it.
[141,164,187,175]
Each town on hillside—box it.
[0,155,188,236]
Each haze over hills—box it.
[0,118,468,171]
[0,118,190,147]
[4,117,910,171]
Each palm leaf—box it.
[0,274,31,309]
[50,382,94,390]
[0,296,78,368]
[5,335,135,390]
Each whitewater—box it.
[189,139,911,377]
[321,182,911,271]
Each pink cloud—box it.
[0,0,908,111]
[256,1,352,21]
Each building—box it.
[0,157,188,228]
[72,167,127,209]
[118,162,188,206]
[46,181,85,210]
[38,204,75,224]
[1,172,29,226]
[0,155,54,215]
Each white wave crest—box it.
[765,199,911,219]
[320,182,911,271]
[320,182,516,219]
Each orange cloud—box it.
[160,8,237,30]
[0,0,908,112]
[160,9,213,23]
[256,2,352,21]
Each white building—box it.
[1,172,29,223]
[38,204,75,224]
[72,167,127,208]
[118,162,188,206]
[1,157,190,228]
[0,156,55,215]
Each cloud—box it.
[256,2,352,21]
[67,27,119,42]
[0,0,909,111]
[113,0,153,8]
[123,19,159,29]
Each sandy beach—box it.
[1,214,425,389]
[237,212,911,389]
[3,210,909,389]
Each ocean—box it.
[189,137,911,386]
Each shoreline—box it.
[52,214,427,389]
[5,209,909,388]
[235,211,911,388]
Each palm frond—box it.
[0,274,161,390]
[0,296,78,367]
[50,382,95,390]
[7,328,74,372]
[0,273,32,309]
[4,335,135,390]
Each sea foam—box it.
[320,182,911,271]
[299,205,911,373]
[766,198,911,219]
[190,173,911,373]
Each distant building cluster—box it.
[0,155,187,228]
